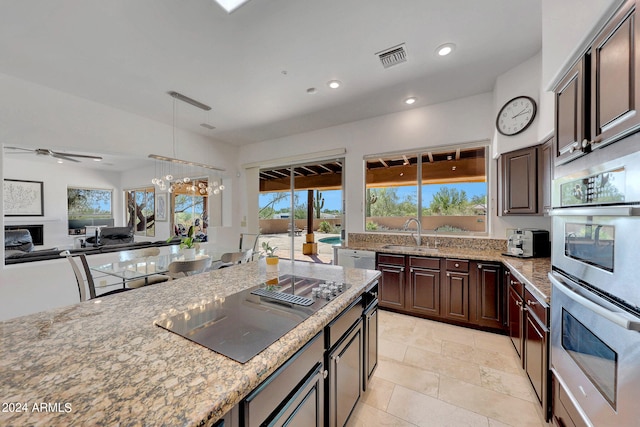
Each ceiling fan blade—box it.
[4,146,35,152]
[51,151,103,160]
[51,153,80,162]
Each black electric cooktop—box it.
[155,275,348,363]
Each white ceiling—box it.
[0,0,542,147]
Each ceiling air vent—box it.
[376,43,407,69]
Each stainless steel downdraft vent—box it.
[376,44,407,68]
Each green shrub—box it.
[318,221,332,233]
[366,221,378,231]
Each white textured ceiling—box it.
[0,0,541,147]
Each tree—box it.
[259,192,289,219]
[429,187,468,215]
[368,187,417,217]
[313,190,325,218]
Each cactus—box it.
[314,190,325,218]
[365,189,378,217]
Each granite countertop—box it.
[342,242,551,303]
[0,260,380,427]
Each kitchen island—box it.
[0,260,380,426]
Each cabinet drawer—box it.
[409,256,440,270]
[377,253,405,266]
[524,288,548,326]
[509,273,524,296]
[243,331,324,427]
[326,296,363,349]
[445,259,469,272]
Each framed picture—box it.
[3,179,44,216]
[155,192,168,222]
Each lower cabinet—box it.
[377,253,505,332]
[507,270,550,421]
[327,319,363,427]
[473,262,505,330]
[442,267,470,322]
[242,331,325,427]
[363,301,378,391]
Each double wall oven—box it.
[550,149,640,426]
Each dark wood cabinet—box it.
[499,145,542,215]
[554,0,640,164]
[472,262,504,330]
[269,363,325,427]
[442,259,470,322]
[363,302,378,391]
[524,288,549,419]
[555,58,588,165]
[408,256,441,317]
[506,268,550,421]
[507,272,524,361]
[327,319,362,427]
[377,254,405,309]
[591,0,640,148]
[540,137,553,214]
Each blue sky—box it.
[260,183,486,212]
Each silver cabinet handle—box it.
[335,355,340,364]
[454,263,460,268]
[549,272,640,331]
[446,272,450,277]
[527,299,537,306]
[323,370,328,379]
[478,264,482,269]
[550,206,640,217]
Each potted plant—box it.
[262,241,279,273]
[168,225,197,260]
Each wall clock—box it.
[496,96,537,136]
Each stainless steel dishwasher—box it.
[336,249,376,270]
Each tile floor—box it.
[347,310,548,427]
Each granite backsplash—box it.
[348,232,507,252]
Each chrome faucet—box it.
[403,217,422,246]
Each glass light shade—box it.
[219,185,225,191]
[213,189,220,195]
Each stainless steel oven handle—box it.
[550,206,640,216]
[549,272,640,331]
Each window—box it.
[171,178,209,241]
[365,143,488,234]
[125,187,155,237]
[67,187,114,233]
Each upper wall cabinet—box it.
[555,0,640,165]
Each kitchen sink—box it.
[382,244,439,254]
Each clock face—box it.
[496,96,537,136]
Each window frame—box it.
[364,141,490,236]
[124,186,156,237]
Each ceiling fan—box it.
[4,147,102,163]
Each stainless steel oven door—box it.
[549,272,640,426]
[551,205,640,311]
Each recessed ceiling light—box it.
[436,43,456,56]
[405,97,417,105]
[327,80,342,89]
[213,0,252,13]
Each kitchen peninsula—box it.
[0,260,380,426]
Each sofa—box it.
[85,226,135,246]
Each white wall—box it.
[542,0,624,90]
[4,158,123,248]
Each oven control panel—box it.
[560,167,626,206]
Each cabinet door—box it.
[474,262,504,330]
[508,283,524,362]
[555,58,587,165]
[328,321,362,427]
[541,137,553,214]
[443,271,469,322]
[378,264,405,309]
[363,304,378,391]
[500,146,539,215]
[269,363,324,427]
[525,312,547,407]
[409,266,440,317]
[591,0,640,148]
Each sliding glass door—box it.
[258,158,344,263]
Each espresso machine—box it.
[504,228,550,258]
